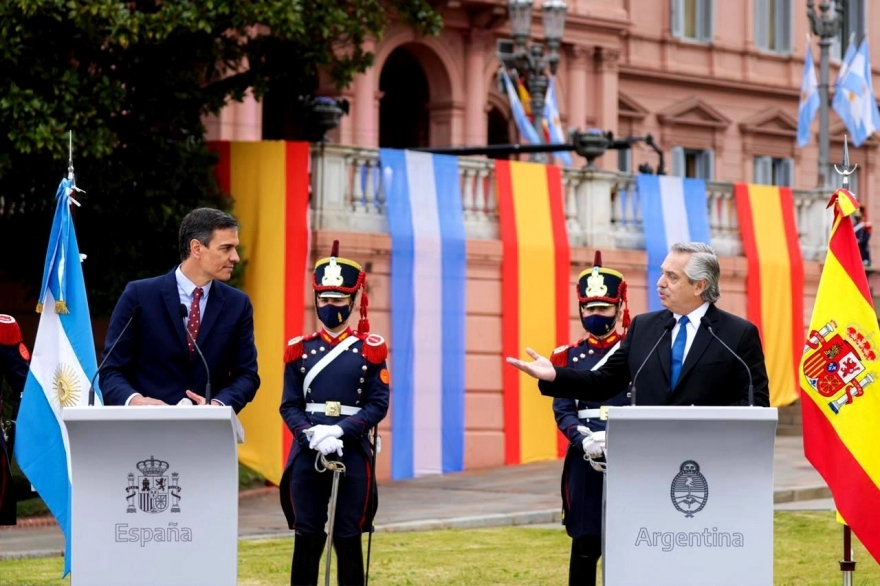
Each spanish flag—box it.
[496,160,571,464]
[734,184,804,406]
[210,141,311,486]
[800,187,880,563]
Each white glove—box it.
[577,425,605,459]
[315,436,344,457]
[592,431,607,452]
[307,424,343,449]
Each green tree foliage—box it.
[0,0,441,316]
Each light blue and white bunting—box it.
[15,178,99,577]
[638,175,712,311]
[381,149,466,480]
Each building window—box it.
[754,156,794,186]
[671,147,714,180]
[754,0,792,54]
[618,149,632,173]
[833,0,866,61]
[671,0,714,42]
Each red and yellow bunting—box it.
[496,160,571,464]
[801,188,880,563]
[734,184,804,407]
[210,141,311,485]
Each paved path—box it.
[0,435,828,559]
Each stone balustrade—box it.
[311,144,831,261]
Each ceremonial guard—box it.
[551,252,631,586]
[280,240,389,586]
[1,314,30,525]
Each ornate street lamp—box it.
[499,0,568,161]
[807,0,845,187]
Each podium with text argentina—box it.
[62,406,244,586]
[602,406,778,586]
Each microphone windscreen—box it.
[664,316,677,330]
[132,305,143,317]
[179,303,188,319]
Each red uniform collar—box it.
[585,331,620,349]
[320,327,354,346]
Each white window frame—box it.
[671,0,715,43]
[832,0,867,62]
[671,146,715,180]
[754,0,793,54]
[754,156,794,186]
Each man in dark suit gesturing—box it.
[507,242,770,407]
[100,208,260,412]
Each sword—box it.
[315,452,346,586]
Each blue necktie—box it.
[670,316,689,389]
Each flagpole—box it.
[808,0,845,188]
[833,136,857,586]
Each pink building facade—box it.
[208,0,878,219]
[199,0,880,477]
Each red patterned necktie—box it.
[187,287,204,356]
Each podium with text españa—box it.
[62,406,243,586]
[603,406,778,586]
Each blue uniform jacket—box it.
[280,328,390,464]
[552,333,630,445]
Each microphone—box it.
[630,316,676,406]
[89,306,142,406]
[700,316,754,407]
[179,304,212,406]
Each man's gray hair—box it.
[670,242,720,303]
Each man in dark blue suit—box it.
[550,252,631,586]
[507,242,770,407]
[100,208,260,412]
[0,314,30,525]
[280,239,389,586]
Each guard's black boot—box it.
[569,535,601,586]
[334,534,365,586]
[291,533,326,586]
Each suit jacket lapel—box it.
[656,310,673,383]
[162,271,188,351]
[198,283,226,342]
[675,304,718,389]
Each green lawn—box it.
[1,512,877,585]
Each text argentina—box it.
[635,527,744,552]
[115,523,193,547]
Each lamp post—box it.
[500,0,568,162]
[807,0,845,188]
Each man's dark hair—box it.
[178,208,239,261]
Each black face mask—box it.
[317,303,352,329]
[582,313,617,336]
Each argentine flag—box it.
[15,177,99,576]
[797,45,819,148]
[381,149,467,480]
[638,174,712,311]
[500,69,541,145]
[544,77,573,167]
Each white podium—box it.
[62,406,243,586]
[603,406,778,586]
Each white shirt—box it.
[670,302,711,363]
[175,266,212,324]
